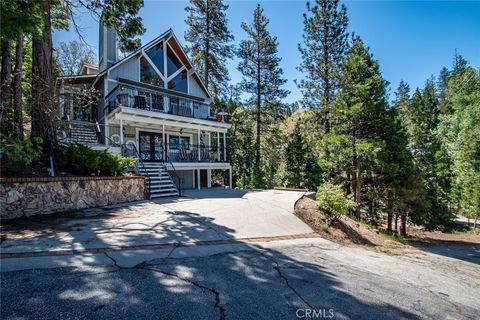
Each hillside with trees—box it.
[184,0,479,233]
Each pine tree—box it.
[404,80,453,229]
[284,121,319,189]
[285,122,307,188]
[437,65,480,227]
[298,0,348,133]
[384,88,421,235]
[335,36,390,218]
[237,4,289,172]
[185,0,234,96]
[228,105,256,188]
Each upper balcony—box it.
[104,78,223,123]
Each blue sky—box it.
[54,0,480,103]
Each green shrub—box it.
[316,181,356,218]
[56,143,136,176]
[98,150,136,175]
[0,137,43,173]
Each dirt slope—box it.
[294,196,412,254]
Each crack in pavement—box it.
[252,247,316,310]
[145,266,226,320]
[102,253,226,320]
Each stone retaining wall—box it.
[0,176,146,219]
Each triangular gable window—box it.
[167,46,183,77]
[146,42,164,75]
[140,56,163,87]
[168,70,187,93]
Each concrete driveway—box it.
[1,189,313,271]
[2,189,480,319]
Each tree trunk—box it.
[387,195,393,233]
[12,34,24,140]
[352,119,361,219]
[31,0,56,150]
[355,161,362,219]
[351,123,357,216]
[1,38,13,135]
[394,212,398,234]
[400,211,407,236]
[321,1,330,134]
[204,0,210,92]
[255,37,261,166]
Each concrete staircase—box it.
[138,162,179,198]
[69,121,99,145]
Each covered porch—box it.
[103,106,232,190]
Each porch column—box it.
[217,132,220,160]
[105,125,110,146]
[119,119,124,144]
[162,124,166,161]
[197,169,201,190]
[223,132,226,161]
[229,168,232,189]
[207,169,212,188]
[197,128,201,161]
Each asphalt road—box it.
[2,240,479,320]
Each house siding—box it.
[109,56,140,84]
[189,75,208,99]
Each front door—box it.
[139,131,163,161]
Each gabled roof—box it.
[92,29,211,99]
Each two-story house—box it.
[56,22,232,198]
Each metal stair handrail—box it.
[121,143,151,199]
[163,144,182,196]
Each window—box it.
[167,46,183,76]
[146,42,164,75]
[169,135,190,150]
[140,56,163,87]
[168,70,187,93]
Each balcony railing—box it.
[165,144,227,163]
[105,84,213,121]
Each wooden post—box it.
[162,124,166,161]
[197,169,201,190]
[217,131,220,160]
[223,132,226,161]
[197,128,201,161]
[119,119,124,144]
[207,169,212,188]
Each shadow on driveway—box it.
[419,242,480,265]
[1,228,422,320]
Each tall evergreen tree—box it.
[438,65,480,226]
[298,0,348,133]
[384,86,422,235]
[237,4,289,171]
[404,80,453,228]
[285,121,319,189]
[335,36,390,218]
[185,0,234,96]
